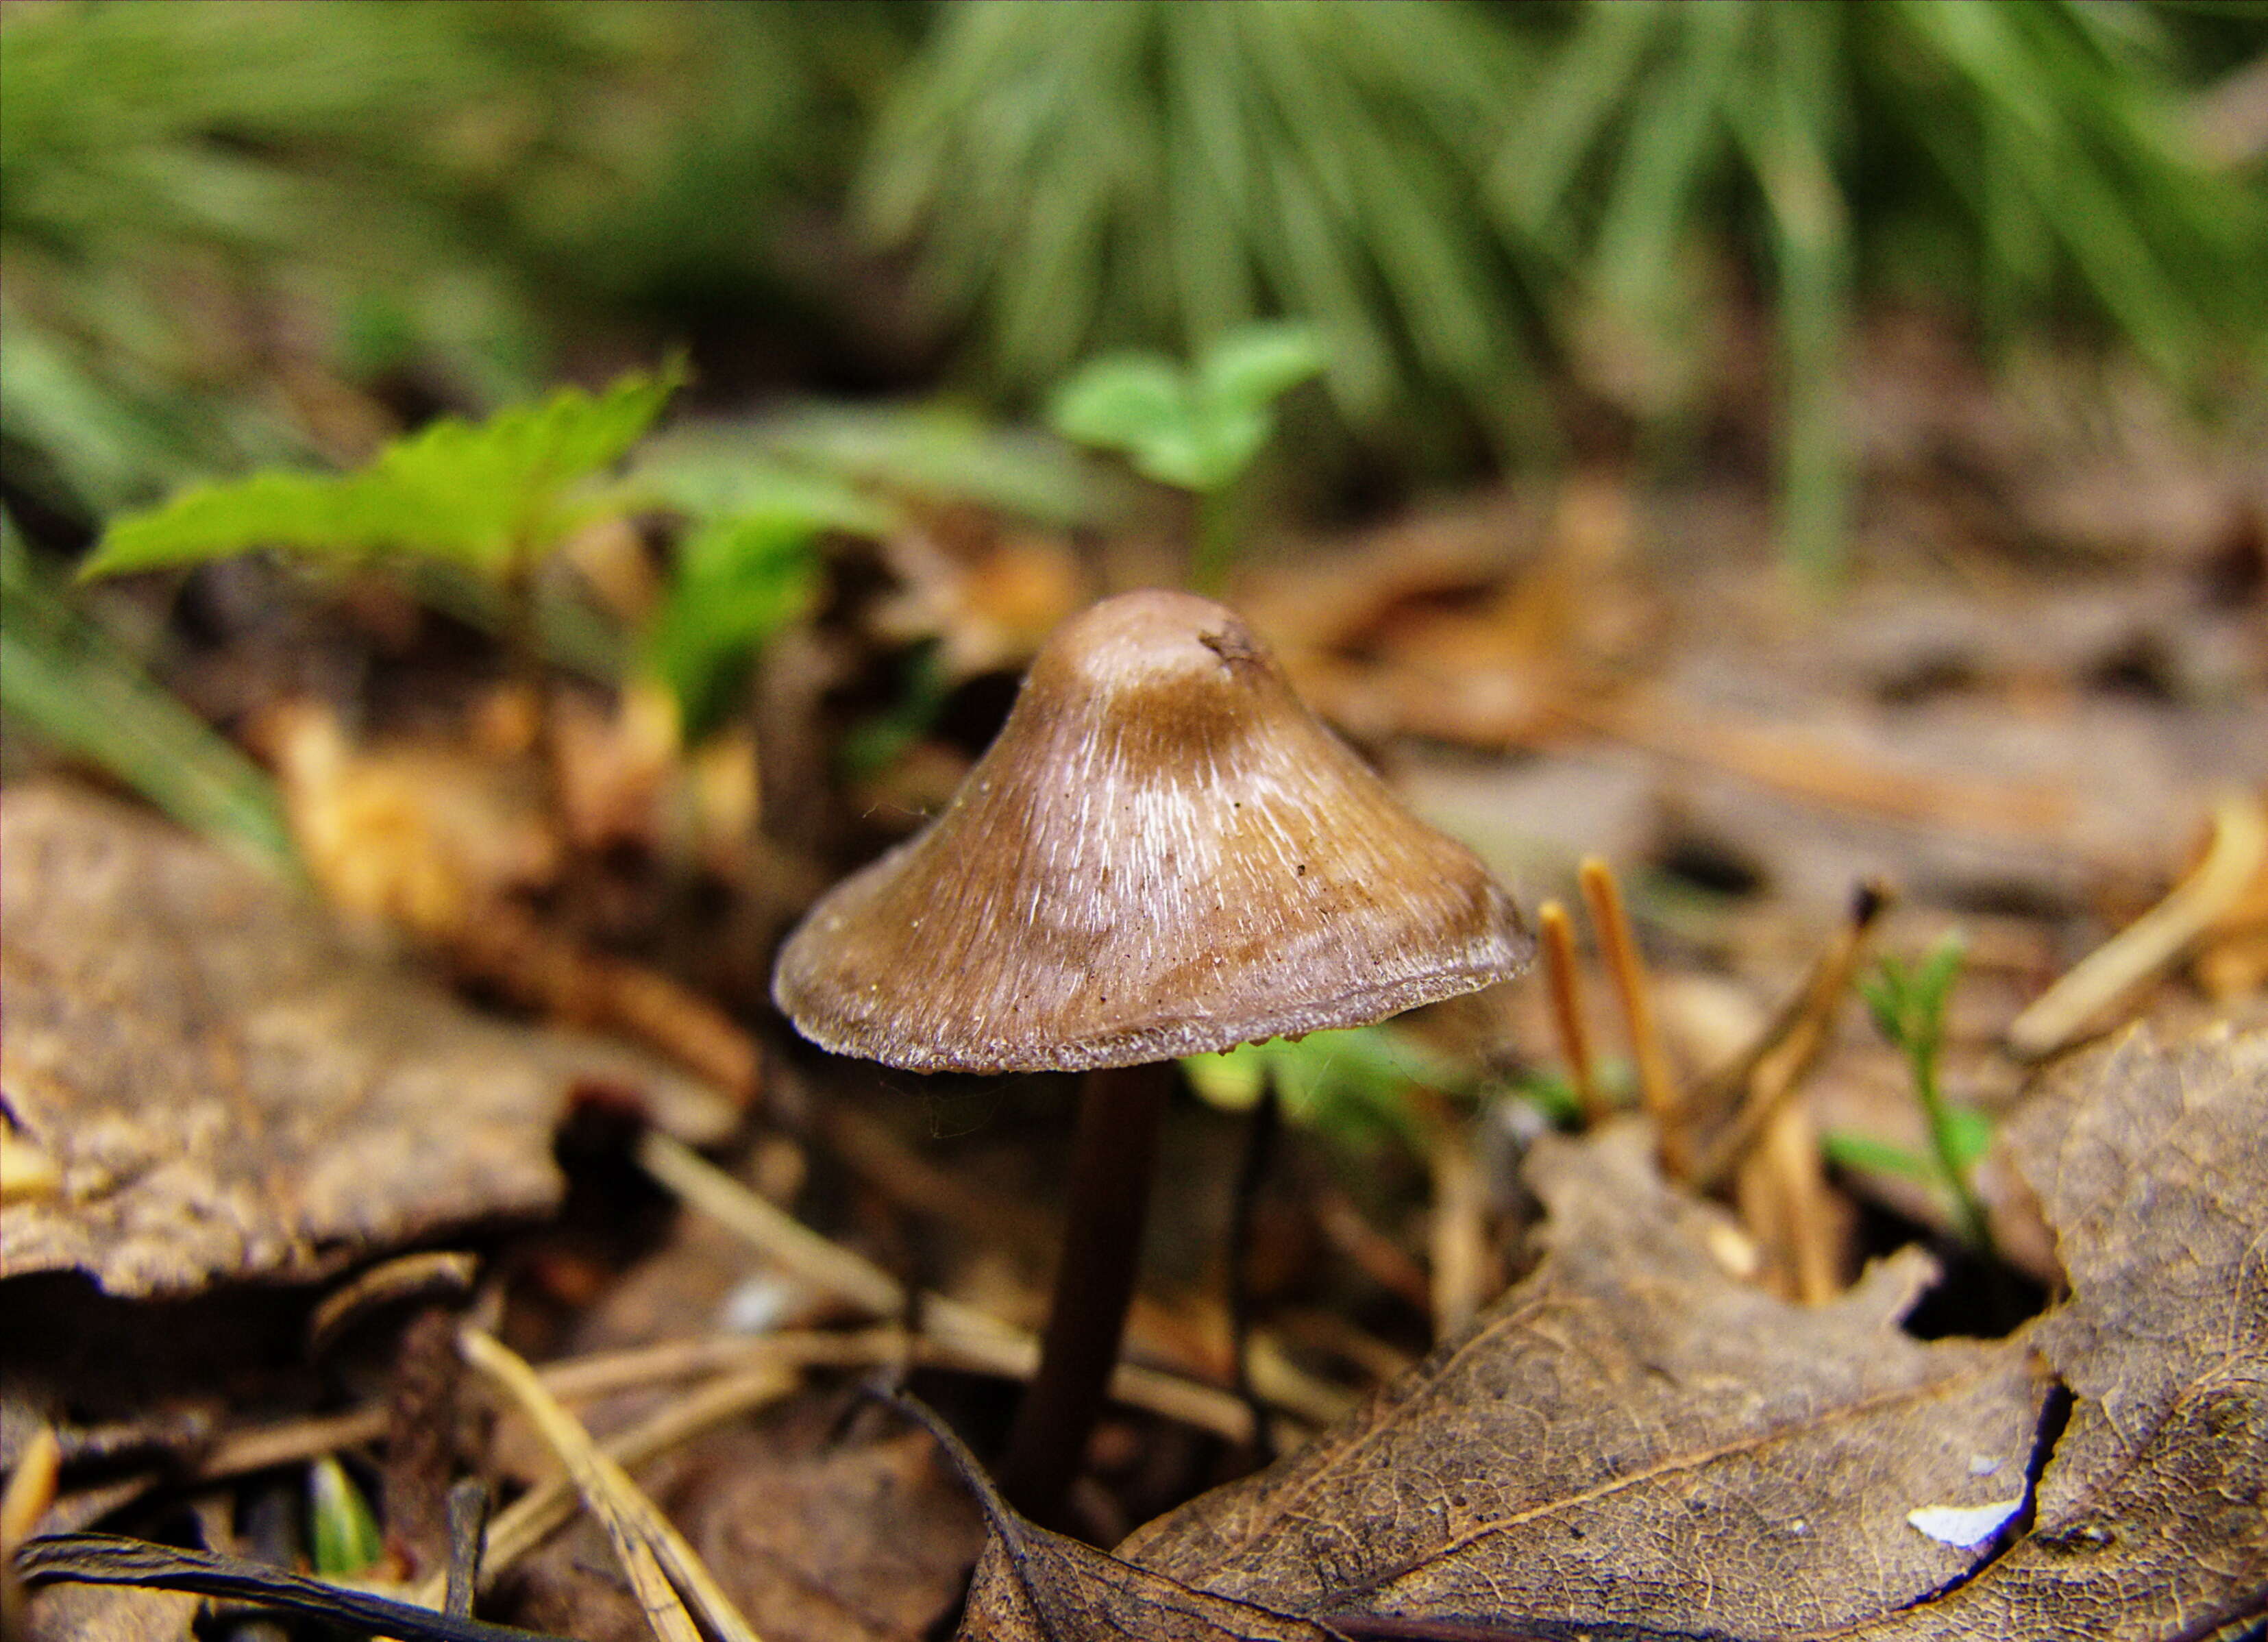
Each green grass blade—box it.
[1,521,294,868]
[1731,6,1855,585]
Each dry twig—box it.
[410,1364,798,1612]
[1755,1103,1842,1306]
[2007,792,2267,1061]
[459,1327,758,1642]
[1566,691,2073,838]
[1579,857,1690,1179]
[3,1423,61,1638]
[1695,883,1893,1193]
[449,908,759,1101]
[1536,900,1607,1127]
[634,1136,1275,1440]
[1313,1187,1435,1314]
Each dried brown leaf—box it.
[669,1417,986,1642]
[1105,1127,2047,1640]
[956,1025,2268,1642]
[504,1407,987,1642]
[0,785,732,1298]
[1853,1024,2268,1640]
[959,1525,1342,1642]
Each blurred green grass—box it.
[4,0,2260,576]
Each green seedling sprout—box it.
[1186,1024,1631,1151]
[1860,933,1994,1255]
[1048,321,1324,595]
[1184,1023,1457,1154]
[622,454,895,739]
[308,1456,384,1579]
[80,363,687,823]
[81,363,685,591]
[73,363,874,812]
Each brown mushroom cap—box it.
[773,589,1531,1074]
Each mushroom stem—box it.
[998,1059,1174,1525]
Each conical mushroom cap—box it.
[773,590,1531,1074]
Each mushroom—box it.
[773,589,1531,1519]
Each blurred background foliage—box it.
[862,3,1540,441]
[1,1,901,517]
[3,0,2262,576]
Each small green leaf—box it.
[1865,932,1967,1062]
[83,361,685,580]
[1196,321,1325,413]
[1176,403,1277,495]
[1183,1025,1467,1149]
[1048,357,1193,456]
[1508,1068,1584,1127]
[1181,1042,1271,1111]
[721,404,1125,530]
[308,1456,384,1578]
[1821,1130,1940,1188]
[1823,1116,1993,1201]
[1048,322,1324,498]
[1129,417,1252,494]
[1913,933,1968,1016]
[1859,966,1903,1046]
[1940,1103,1995,1173]
[627,451,900,541]
[643,513,820,736]
[836,641,953,780]
[82,468,408,579]
[1863,929,1993,1255]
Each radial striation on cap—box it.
[773,589,1533,1074]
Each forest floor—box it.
[4,317,2265,1641]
